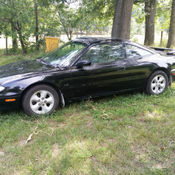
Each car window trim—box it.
[55,41,88,69]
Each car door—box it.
[123,43,155,89]
[66,41,131,99]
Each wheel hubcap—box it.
[30,90,54,114]
[151,74,166,94]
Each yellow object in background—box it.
[45,37,59,52]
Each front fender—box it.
[1,75,45,97]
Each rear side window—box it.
[81,42,125,64]
[125,44,152,59]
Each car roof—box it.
[73,37,127,45]
[73,37,156,54]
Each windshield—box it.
[43,42,86,67]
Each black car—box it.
[0,37,175,116]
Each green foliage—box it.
[0,0,174,52]
[156,0,172,31]
[78,0,115,32]
[131,3,145,37]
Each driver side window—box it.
[81,42,124,64]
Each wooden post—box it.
[160,31,163,46]
[5,36,8,55]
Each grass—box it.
[0,52,175,174]
[0,49,45,66]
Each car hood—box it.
[0,60,52,84]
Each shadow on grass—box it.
[0,87,173,123]
[0,109,44,122]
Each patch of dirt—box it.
[13,169,30,175]
[131,144,175,171]
[52,143,61,159]
[0,151,5,157]
[48,120,66,129]
[18,140,26,147]
[90,156,116,175]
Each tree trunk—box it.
[5,36,8,55]
[35,0,39,50]
[111,0,134,39]
[64,28,72,41]
[167,0,175,48]
[16,22,27,54]
[144,0,156,46]
[69,30,73,41]
[11,22,18,51]
[10,0,18,51]
[18,32,26,54]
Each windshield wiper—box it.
[36,58,47,64]
[37,58,55,67]
[37,58,64,70]
[52,64,63,70]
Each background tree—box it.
[0,0,34,54]
[0,0,18,52]
[144,0,157,46]
[57,5,79,41]
[0,22,11,55]
[0,0,175,53]
[167,0,175,48]
[35,0,39,51]
[156,0,171,46]
[112,0,134,39]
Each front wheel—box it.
[146,71,168,95]
[22,85,59,116]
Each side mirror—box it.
[76,60,91,69]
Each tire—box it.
[146,70,169,95]
[22,85,59,116]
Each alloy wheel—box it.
[30,90,55,115]
[151,74,166,94]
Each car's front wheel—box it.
[22,85,59,116]
[146,70,168,95]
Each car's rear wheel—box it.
[146,70,168,95]
[22,85,59,116]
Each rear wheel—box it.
[22,85,59,116]
[146,71,168,95]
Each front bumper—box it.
[0,95,21,111]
